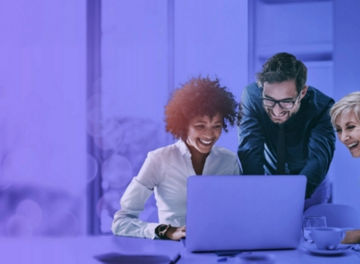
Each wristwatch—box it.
[155,224,171,239]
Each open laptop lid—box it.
[186,175,307,252]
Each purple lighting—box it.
[0,2,359,264]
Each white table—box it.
[180,246,360,264]
[0,235,358,264]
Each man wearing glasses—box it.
[238,52,335,208]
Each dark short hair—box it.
[257,52,307,93]
[165,77,239,140]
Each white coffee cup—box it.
[310,227,345,250]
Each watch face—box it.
[156,224,170,238]
[159,225,168,232]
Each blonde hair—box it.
[330,91,360,127]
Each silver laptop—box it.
[185,175,307,252]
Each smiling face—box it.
[335,110,360,158]
[186,113,223,155]
[262,80,307,124]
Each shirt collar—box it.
[175,139,191,157]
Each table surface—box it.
[0,235,359,264]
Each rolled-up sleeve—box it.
[112,178,159,239]
[300,101,335,197]
[112,152,161,239]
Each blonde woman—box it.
[330,91,360,158]
[330,91,360,244]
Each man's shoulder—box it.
[306,86,334,103]
[305,86,334,110]
[242,82,263,107]
[243,82,261,96]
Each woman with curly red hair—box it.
[112,77,241,240]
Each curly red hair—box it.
[165,77,239,140]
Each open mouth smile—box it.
[347,142,359,150]
[199,139,213,146]
[271,111,287,118]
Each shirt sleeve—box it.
[231,154,242,175]
[300,101,335,197]
[238,84,266,174]
[112,152,161,239]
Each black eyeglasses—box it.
[262,94,300,110]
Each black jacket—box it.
[238,82,336,198]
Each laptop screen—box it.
[186,175,306,252]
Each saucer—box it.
[305,244,351,256]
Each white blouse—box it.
[112,140,241,239]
